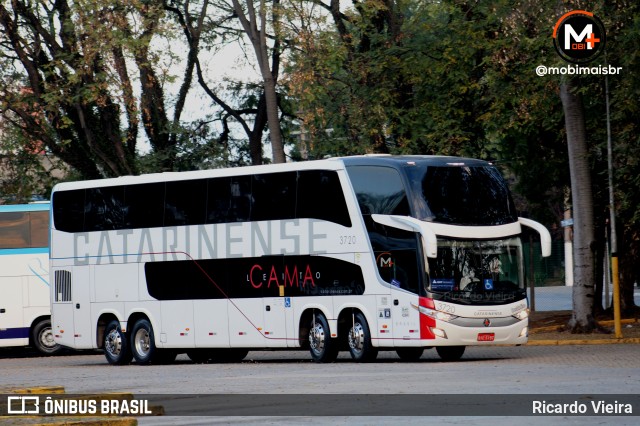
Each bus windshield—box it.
[406,164,518,226]
[426,237,525,305]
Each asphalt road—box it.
[1,344,638,425]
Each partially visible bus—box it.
[0,203,61,355]
[50,155,550,365]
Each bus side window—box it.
[165,179,207,226]
[297,170,352,227]
[52,189,85,233]
[347,166,421,294]
[0,212,30,248]
[29,211,49,248]
[251,172,297,222]
[346,166,410,216]
[125,183,165,229]
[85,186,125,231]
[374,245,421,294]
[207,176,252,224]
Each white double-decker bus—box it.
[0,203,61,355]
[50,155,550,364]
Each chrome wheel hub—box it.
[134,328,151,357]
[348,322,365,353]
[309,323,326,352]
[105,329,122,356]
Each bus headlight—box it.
[412,303,459,322]
[512,309,529,321]
[417,306,459,322]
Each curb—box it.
[526,337,640,346]
[530,318,638,334]
[0,386,66,395]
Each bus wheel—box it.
[348,312,378,362]
[436,346,465,361]
[130,319,158,365]
[396,347,424,361]
[309,313,339,363]
[104,320,132,365]
[32,318,62,355]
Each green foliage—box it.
[0,123,67,202]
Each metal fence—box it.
[524,240,640,311]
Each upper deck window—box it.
[52,169,351,232]
[346,166,410,216]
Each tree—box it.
[0,119,66,202]
[286,0,640,326]
[0,0,194,179]
[164,0,289,165]
[231,0,285,163]
[560,80,597,332]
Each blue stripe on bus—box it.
[0,203,49,213]
[0,248,49,256]
[0,327,30,340]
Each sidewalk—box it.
[527,309,640,346]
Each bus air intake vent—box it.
[54,270,72,302]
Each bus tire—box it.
[348,312,378,362]
[396,347,424,361]
[104,320,132,365]
[130,319,159,365]
[309,313,339,363]
[436,345,465,361]
[31,318,62,355]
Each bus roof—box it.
[340,155,493,168]
[51,155,493,192]
[0,202,50,213]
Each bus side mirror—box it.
[518,217,552,258]
[371,214,438,258]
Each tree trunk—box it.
[232,0,285,164]
[560,80,597,332]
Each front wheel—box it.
[309,312,339,363]
[348,312,378,362]
[31,318,62,355]
[104,320,132,365]
[436,345,465,361]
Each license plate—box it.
[477,333,495,342]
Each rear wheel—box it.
[347,312,378,362]
[436,345,465,361]
[104,320,132,365]
[396,347,424,361]
[309,312,339,363]
[130,319,161,365]
[31,318,62,355]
